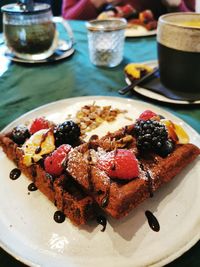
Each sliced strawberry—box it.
[138,110,157,121]
[44,144,71,176]
[97,149,139,180]
[30,117,50,134]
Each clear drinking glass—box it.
[86,18,127,67]
[1,3,74,61]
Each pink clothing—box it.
[62,0,99,20]
[179,0,195,11]
[62,0,195,20]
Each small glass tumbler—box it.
[86,18,127,67]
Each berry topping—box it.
[11,125,30,145]
[97,149,139,180]
[134,119,173,156]
[54,120,81,147]
[29,117,50,134]
[44,144,71,176]
[22,129,55,166]
[138,110,157,121]
[157,140,174,157]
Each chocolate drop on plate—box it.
[9,168,21,180]
[28,182,38,191]
[96,215,107,232]
[145,210,160,232]
[54,211,66,223]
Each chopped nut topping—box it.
[75,104,127,136]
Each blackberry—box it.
[134,120,169,153]
[54,120,80,146]
[157,140,174,157]
[11,125,30,145]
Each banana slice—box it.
[22,129,55,166]
[161,120,189,144]
[173,123,190,144]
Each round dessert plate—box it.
[125,25,157,37]
[0,96,200,267]
[125,60,200,104]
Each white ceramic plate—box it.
[125,60,200,105]
[125,25,156,37]
[0,96,200,267]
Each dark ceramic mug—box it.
[157,13,200,95]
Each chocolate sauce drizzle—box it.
[28,182,38,191]
[87,139,112,209]
[122,125,128,136]
[30,165,37,180]
[9,168,21,180]
[96,215,107,232]
[54,210,66,223]
[139,163,154,198]
[33,131,49,155]
[146,170,154,198]
[110,149,118,171]
[101,191,110,208]
[87,150,94,192]
[46,173,54,191]
[61,186,65,212]
[100,150,117,208]
[145,210,160,232]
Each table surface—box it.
[0,20,199,267]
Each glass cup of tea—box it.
[86,18,127,67]
[1,3,74,61]
[157,13,200,95]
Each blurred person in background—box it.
[62,0,195,20]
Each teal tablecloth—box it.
[0,20,199,267]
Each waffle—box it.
[0,118,199,224]
[0,133,95,225]
[67,124,200,219]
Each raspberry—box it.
[30,117,50,134]
[97,149,139,180]
[138,110,157,121]
[44,144,71,176]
